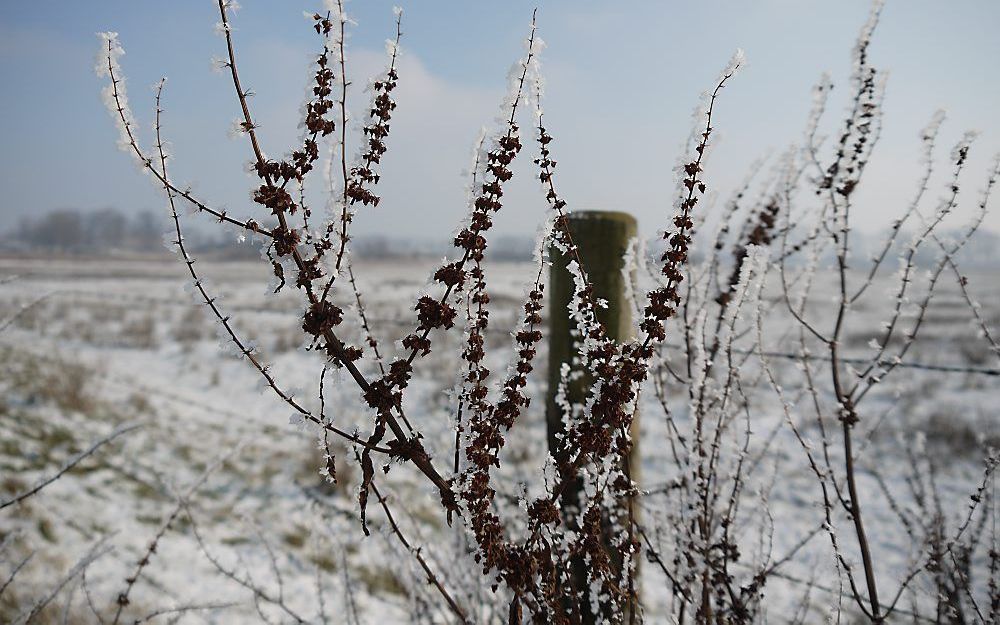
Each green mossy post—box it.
[546,210,639,621]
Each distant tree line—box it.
[5,208,164,254]
[2,207,540,260]
[8,205,999,268]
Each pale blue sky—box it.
[1,1,998,239]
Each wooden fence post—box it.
[545,210,639,621]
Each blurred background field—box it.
[2,252,998,622]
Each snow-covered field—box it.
[1,254,998,623]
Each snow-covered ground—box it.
[1,255,998,623]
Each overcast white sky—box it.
[1,1,998,240]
